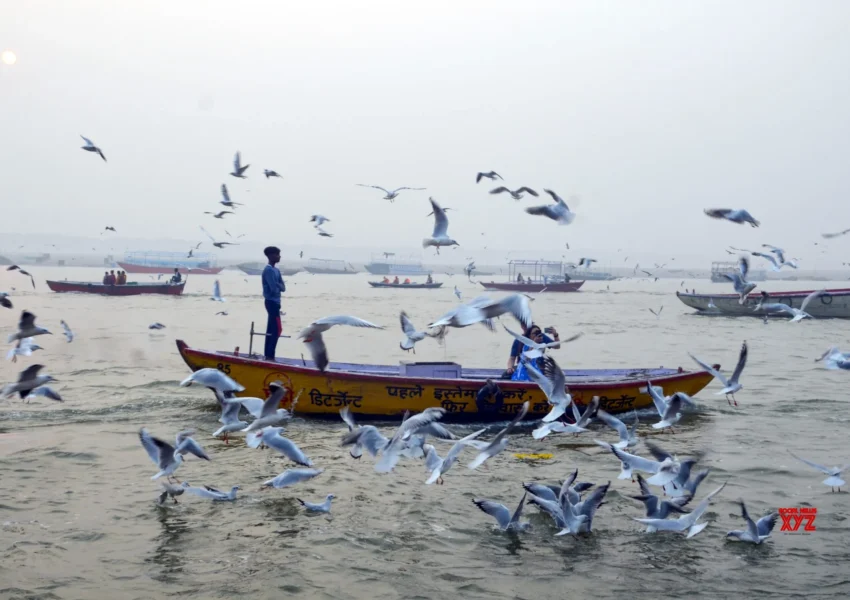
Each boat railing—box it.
[247,321,292,357]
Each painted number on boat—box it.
[216,363,232,374]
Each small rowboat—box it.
[676,288,850,318]
[479,281,584,293]
[368,282,443,289]
[176,340,715,422]
[46,280,185,296]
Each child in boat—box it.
[505,323,560,381]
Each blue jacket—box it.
[262,264,285,302]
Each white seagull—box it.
[520,354,570,422]
[721,256,757,304]
[357,184,425,202]
[789,452,847,492]
[182,484,240,502]
[704,208,760,227]
[299,316,383,372]
[525,189,576,225]
[429,294,532,331]
[60,320,74,343]
[532,396,599,440]
[425,428,486,484]
[298,494,335,513]
[232,383,292,432]
[751,250,795,271]
[468,401,529,470]
[264,169,283,179]
[230,151,249,178]
[472,493,531,532]
[6,337,43,362]
[725,501,778,544]
[422,197,459,253]
[180,367,245,393]
[310,215,330,227]
[475,171,503,183]
[578,258,597,267]
[633,482,727,538]
[453,285,462,300]
[263,468,324,489]
[689,341,748,406]
[502,324,580,360]
[80,135,106,161]
[255,427,313,467]
[0,365,58,400]
[219,184,242,208]
[595,409,639,449]
[399,311,445,353]
[139,428,210,482]
[782,289,826,322]
[8,311,52,343]
[490,186,538,200]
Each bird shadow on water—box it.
[145,510,190,584]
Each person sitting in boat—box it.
[393,276,400,284]
[505,323,560,381]
[117,271,126,285]
[382,277,390,283]
[517,273,524,283]
[403,278,411,284]
[107,270,116,285]
[170,268,182,284]
[426,274,433,284]
[102,271,110,284]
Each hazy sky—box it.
[2,1,849,267]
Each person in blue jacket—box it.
[261,246,286,360]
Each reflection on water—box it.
[147,511,190,584]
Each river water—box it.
[0,267,847,599]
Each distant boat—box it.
[369,281,443,289]
[479,259,585,293]
[364,254,431,276]
[676,288,850,318]
[119,250,222,275]
[46,280,185,296]
[304,258,358,274]
[238,263,301,276]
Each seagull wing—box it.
[756,512,779,536]
[521,357,554,399]
[400,311,417,336]
[199,226,217,244]
[752,252,778,269]
[595,410,628,441]
[611,446,660,473]
[80,135,95,146]
[788,451,834,475]
[489,186,510,195]
[303,332,328,372]
[341,426,388,457]
[502,324,538,350]
[429,198,449,237]
[516,187,539,196]
[265,432,312,466]
[233,152,242,170]
[138,428,162,465]
[645,382,668,416]
[737,500,760,540]
[176,437,210,461]
[309,315,383,331]
[729,341,748,385]
[688,353,729,387]
[472,499,512,529]
[800,289,825,313]
[221,184,231,204]
[509,492,528,526]
[340,405,358,431]
[542,189,565,205]
[260,384,287,418]
[357,184,390,194]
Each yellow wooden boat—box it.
[176,340,716,422]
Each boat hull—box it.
[47,280,185,295]
[368,282,443,289]
[118,262,223,275]
[176,340,714,421]
[303,268,358,274]
[238,264,301,276]
[479,281,585,293]
[676,288,850,318]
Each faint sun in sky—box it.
[1,50,17,65]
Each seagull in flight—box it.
[399,311,446,353]
[422,198,459,253]
[648,306,663,319]
[475,171,503,183]
[199,226,238,249]
[298,316,384,372]
[472,493,531,532]
[490,186,538,200]
[230,151,249,178]
[264,169,283,179]
[429,294,532,331]
[138,428,210,482]
[310,215,330,227]
[204,210,234,219]
[453,285,462,300]
[788,451,847,492]
[822,228,850,239]
[8,310,51,343]
[316,226,333,238]
[7,265,35,289]
[525,189,576,225]
[633,482,727,539]
[721,256,757,304]
[219,184,242,208]
[726,501,778,544]
[704,208,760,227]
[60,320,74,343]
[578,258,597,267]
[689,341,748,406]
[80,135,106,161]
[357,184,425,202]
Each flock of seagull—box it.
[4,148,848,547]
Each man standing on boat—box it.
[262,246,286,360]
